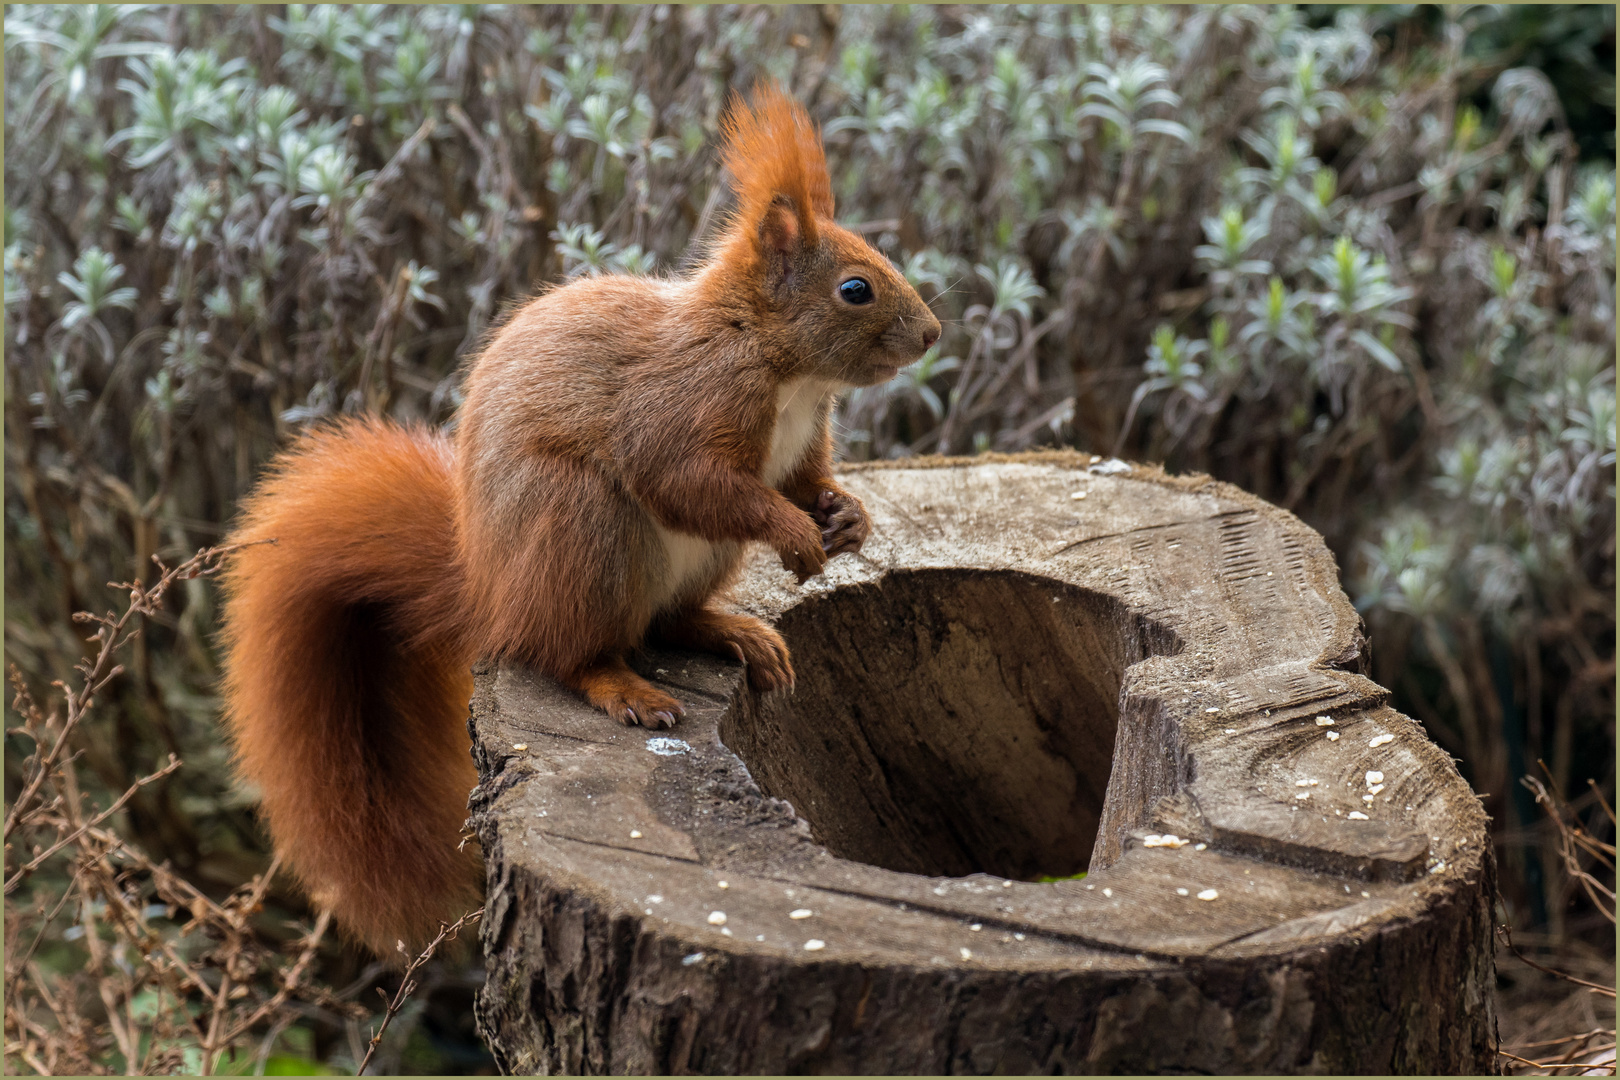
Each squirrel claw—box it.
[744,647,795,694]
[602,691,683,730]
[811,488,870,560]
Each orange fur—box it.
[219,419,478,955]
[721,81,834,245]
[218,84,940,954]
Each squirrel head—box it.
[711,82,941,388]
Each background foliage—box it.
[5,4,1614,1073]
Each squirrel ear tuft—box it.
[720,81,833,252]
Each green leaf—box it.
[1351,329,1403,373]
[1135,118,1192,144]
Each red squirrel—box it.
[219,84,941,955]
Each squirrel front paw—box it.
[774,513,829,584]
[813,488,870,558]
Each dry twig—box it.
[2,544,356,1076]
[354,907,482,1076]
[1523,763,1617,925]
[1496,767,1617,1077]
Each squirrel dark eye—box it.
[838,278,874,305]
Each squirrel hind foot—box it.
[570,657,686,729]
[651,607,796,694]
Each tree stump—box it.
[468,453,1496,1075]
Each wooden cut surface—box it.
[470,453,1495,1074]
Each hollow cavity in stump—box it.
[725,570,1178,881]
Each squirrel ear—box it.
[758,194,804,288]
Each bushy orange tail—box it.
[219,417,479,955]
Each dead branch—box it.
[356,908,482,1076]
[1497,924,1617,1000]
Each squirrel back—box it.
[219,84,939,954]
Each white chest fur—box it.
[645,378,830,615]
[648,523,722,613]
[763,378,832,488]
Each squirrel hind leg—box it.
[564,654,685,730]
[652,605,795,694]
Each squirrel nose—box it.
[921,323,940,350]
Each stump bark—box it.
[468,453,1496,1075]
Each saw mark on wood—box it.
[1045,509,1254,558]
[744,871,1193,961]
[537,830,703,865]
